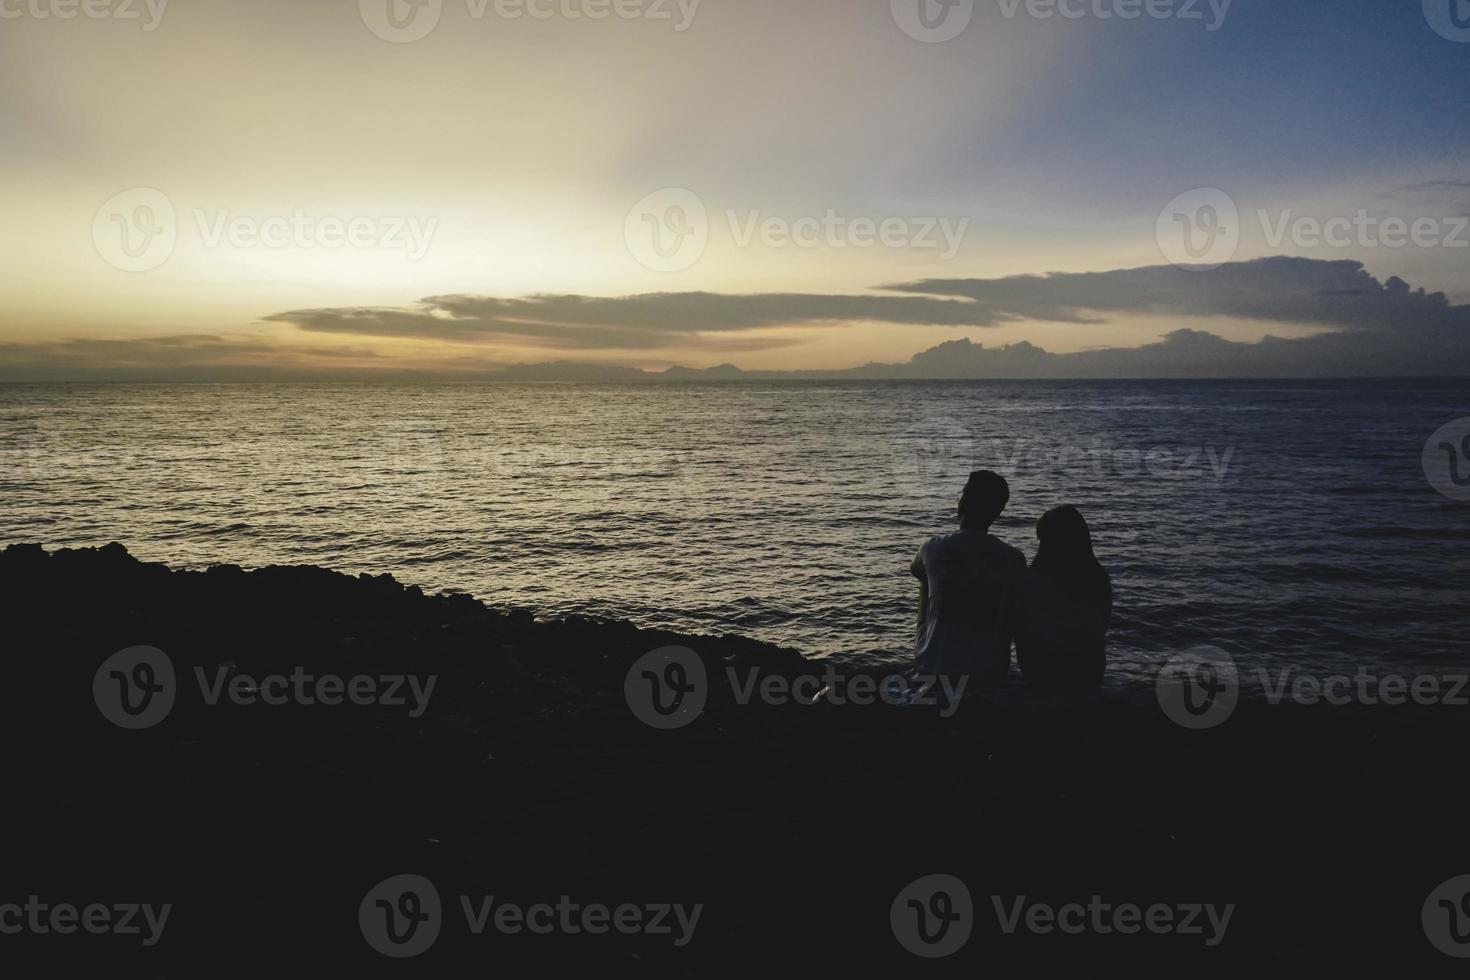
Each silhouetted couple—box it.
[910,470,1112,692]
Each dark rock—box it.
[1,543,1464,975]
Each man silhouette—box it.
[910,470,1026,683]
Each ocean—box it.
[2,379,1466,691]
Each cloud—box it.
[882,257,1464,336]
[266,258,1465,356]
[265,291,1031,350]
[8,258,1468,380]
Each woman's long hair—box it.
[1031,505,1111,604]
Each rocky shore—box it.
[4,543,1467,977]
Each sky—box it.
[2,0,1469,378]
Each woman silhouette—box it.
[1015,506,1112,692]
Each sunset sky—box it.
[3,0,1469,377]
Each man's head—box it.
[958,470,1009,528]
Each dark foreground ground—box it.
[3,543,1469,977]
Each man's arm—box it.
[911,546,928,630]
[996,553,1026,650]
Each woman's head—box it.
[1032,505,1110,603]
[1036,505,1093,555]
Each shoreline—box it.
[9,539,1457,705]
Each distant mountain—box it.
[484,326,1468,382]
[495,360,650,382]
[659,363,750,380]
[6,325,1465,384]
